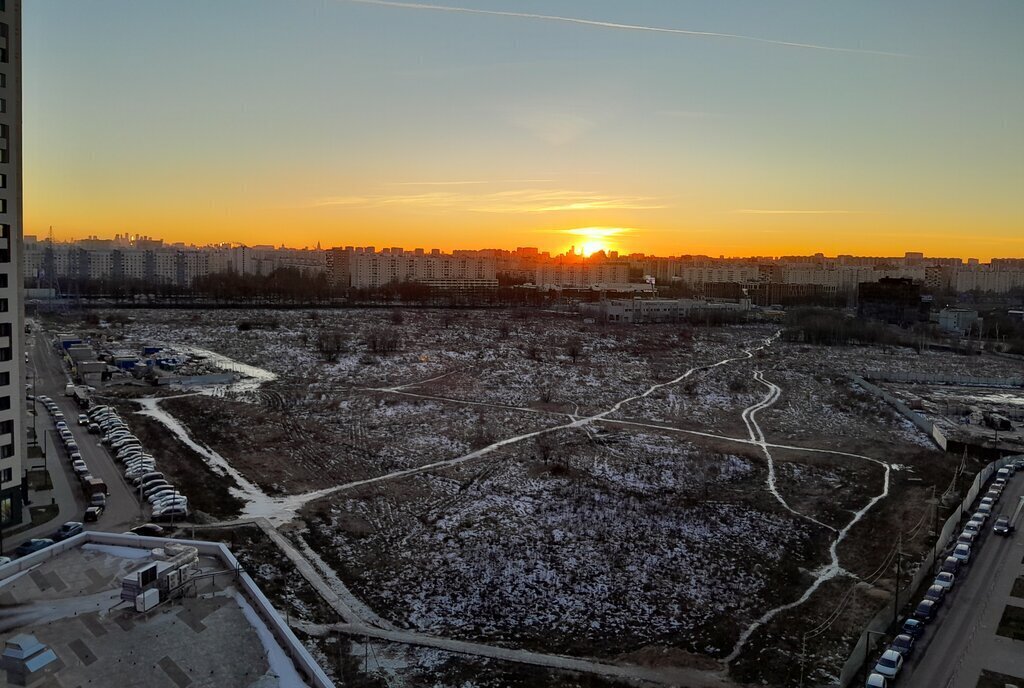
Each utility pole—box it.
[893,533,903,629]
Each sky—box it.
[23,0,1024,258]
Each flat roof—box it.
[0,534,332,688]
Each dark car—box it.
[901,617,925,639]
[14,539,55,557]
[913,599,937,621]
[889,633,914,657]
[53,521,83,541]
[940,556,960,575]
[84,506,104,522]
[993,516,1014,536]
[924,584,946,607]
[130,523,165,537]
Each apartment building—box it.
[0,0,25,527]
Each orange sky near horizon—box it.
[23,1,1024,263]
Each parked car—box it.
[978,503,993,516]
[69,451,82,462]
[90,493,107,508]
[147,487,178,503]
[940,556,960,575]
[873,649,903,678]
[87,423,100,434]
[865,673,888,688]
[933,571,955,591]
[142,482,172,499]
[957,531,977,546]
[924,584,946,607]
[130,523,165,537]
[985,490,1001,503]
[15,539,55,557]
[913,599,937,621]
[963,520,983,535]
[972,511,989,524]
[84,505,103,522]
[889,633,914,657]
[152,505,188,521]
[952,543,971,564]
[980,497,995,509]
[901,616,925,639]
[71,460,89,476]
[53,521,83,541]
[0,556,11,566]
[993,516,1014,536]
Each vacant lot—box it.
[46,307,1004,686]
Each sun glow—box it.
[561,226,631,256]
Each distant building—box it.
[938,308,979,335]
[857,278,927,326]
[582,298,750,324]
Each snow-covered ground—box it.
[52,308,985,684]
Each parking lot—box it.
[12,330,148,554]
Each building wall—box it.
[0,0,24,527]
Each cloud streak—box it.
[342,0,909,57]
[389,179,554,186]
[735,209,866,215]
[313,188,666,213]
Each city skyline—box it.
[23,1,1024,259]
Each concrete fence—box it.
[862,370,1024,388]
[837,454,1019,686]
[0,531,335,688]
[852,375,948,450]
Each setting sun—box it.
[561,227,631,256]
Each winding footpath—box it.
[137,331,896,683]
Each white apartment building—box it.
[344,248,497,289]
[0,0,26,528]
[535,262,630,288]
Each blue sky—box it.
[22,1,1024,257]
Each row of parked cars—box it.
[866,459,1022,687]
[87,404,190,521]
[38,394,109,521]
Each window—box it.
[0,24,7,64]
[0,224,8,263]
[0,468,10,483]
[0,444,12,459]
[0,497,11,526]
[0,396,8,411]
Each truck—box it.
[83,477,109,499]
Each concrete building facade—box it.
[0,0,25,528]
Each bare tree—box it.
[315,329,348,362]
[565,337,583,364]
[364,326,401,356]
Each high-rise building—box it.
[0,0,25,528]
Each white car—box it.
[952,543,971,564]
[963,520,982,535]
[978,503,993,516]
[873,649,903,678]
[933,571,955,591]
[972,511,989,524]
[152,496,188,510]
[865,673,887,688]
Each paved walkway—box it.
[296,621,733,687]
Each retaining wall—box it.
[852,375,948,450]
[862,370,1024,388]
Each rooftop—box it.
[0,533,331,688]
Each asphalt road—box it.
[900,465,1024,687]
[27,330,144,535]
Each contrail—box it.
[342,0,909,58]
